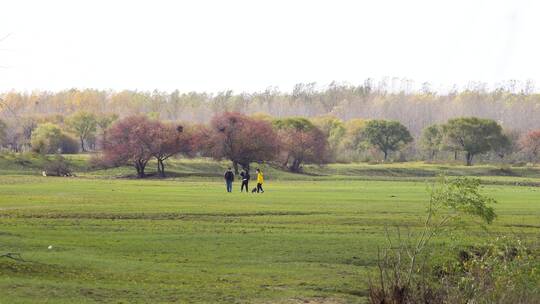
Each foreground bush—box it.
[367,176,539,303]
[444,237,540,303]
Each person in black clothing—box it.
[224,168,234,193]
[240,170,250,193]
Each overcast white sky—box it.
[0,0,538,92]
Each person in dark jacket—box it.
[240,170,250,193]
[224,168,234,193]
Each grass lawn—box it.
[1,175,539,303]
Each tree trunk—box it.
[157,159,166,178]
[383,150,388,161]
[465,152,473,166]
[135,160,146,178]
[135,163,141,177]
[289,158,302,172]
[140,162,146,178]
[80,136,86,152]
[454,150,458,161]
[101,132,107,150]
[430,150,437,160]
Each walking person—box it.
[256,168,264,193]
[224,167,234,193]
[240,169,250,193]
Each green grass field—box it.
[0,156,539,303]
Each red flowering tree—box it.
[520,130,540,163]
[202,112,279,173]
[103,116,192,178]
[149,123,193,177]
[103,116,153,178]
[273,117,328,172]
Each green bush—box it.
[30,123,79,154]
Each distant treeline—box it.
[1,81,540,136]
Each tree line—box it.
[2,110,538,178]
[1,81,539,137]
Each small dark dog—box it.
[251,187,257,193]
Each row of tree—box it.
[0,112,117,153]
[98,113,329,177]
[95,113,539,177]
[423,119,540,165]
[1,111,539,175]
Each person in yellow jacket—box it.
[256,168,264,193]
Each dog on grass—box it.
[251,187,257,193]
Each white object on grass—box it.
[48,245,53,250]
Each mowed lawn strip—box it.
[0,177,539,303]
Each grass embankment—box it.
[2,152,540,185]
